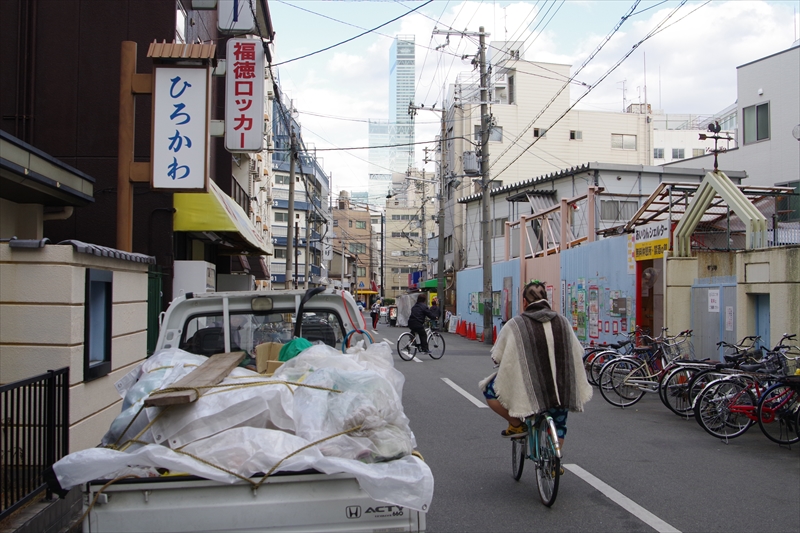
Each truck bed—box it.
[83,471,425,532]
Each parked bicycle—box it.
[396,325,445,361]
[692,333,799,442]
[510,411,562,507]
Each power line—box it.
[272,0,434,67]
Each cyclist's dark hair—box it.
[523,281,547,304]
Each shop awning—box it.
[356,289,378,295]
[419,278,439,289]
[174,180,270,255]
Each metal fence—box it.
[0,368,69,521]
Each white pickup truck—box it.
[73,287,429,533]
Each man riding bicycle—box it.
[479,280,592,447]
[408,293,438,356]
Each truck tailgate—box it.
[83,472,425,533]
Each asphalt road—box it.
[367,323,800,533]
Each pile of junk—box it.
[48,340,433,512]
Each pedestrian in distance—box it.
[408,293,438,355]
[479,280,592,449]
[371,299,381,329]
[429,297,440,331]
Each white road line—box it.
[565,464,681,533]
[412,356,423,363]
[441,378,488,408]
[383,338,392,344]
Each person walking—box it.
[408,294,438,355]
[371,299,381,329]
[479,280,592,448]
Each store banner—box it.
[634,220,670,261]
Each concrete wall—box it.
[736,245,800,345]
[0,244,150,452]
[666,245,800,351]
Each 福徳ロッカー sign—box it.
[225,38,265,153]
[634,220,671,261]
[152,67,210,191]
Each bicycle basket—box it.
[664,339,694,360]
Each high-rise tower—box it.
[369,35,415,205]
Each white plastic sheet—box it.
[54,342,433,512]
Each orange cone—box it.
[493,325,497,343]
[471,323,476,341]
[459,320,465,336]
[480,329,485,342]
[467,323,472,340]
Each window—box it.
[333,220,338,227]
[474,125,503,142]
[357,267,366,277]
[692,148,705,158]
[533,128,547,138]
[508,75,515,104]
[570,130,582,140]
[392,214,401,220]
[355,221,366,229]
[275,212,289,223]
[444,235,453,253]
[175,1,187,44]
[743,102,769,144]
[275,174,291,185]
[84,269,112,381]
[672,148,685,160]
[611,134,636,150]
[274,248,286,259]
[653,148,664,159]
[600,200,639,222]
[349,243,366,254]
[493,217,508,237]
[348,220,353,228]
[371,217,380,225]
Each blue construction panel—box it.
[455,258,519,336]
[560,236,635,345]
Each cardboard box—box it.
[256,342,283,373]
[265,360,284,375]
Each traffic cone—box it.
[470,323,476,341]
[458,320,465,336]
[493,325,497,343]
[480,329,485,342]
[466,322,471,339]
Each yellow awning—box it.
[356,289,378,295]
[174,180,270,255]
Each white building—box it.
[666,44,799,193]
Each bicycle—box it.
[396,326,445,361]
[692,335,797,441]
[510,411,563,507]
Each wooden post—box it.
[116,41,152,252]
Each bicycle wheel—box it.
[427,332,445,359]
[756,383,800,445]
[659,366,700,418]
[687,368,728,405]
[511,434,526,481]
[599,359,647,408]
[535,415,561,507]
[693,378,755,439]
[589,350,618,386]
[396,332,416,361]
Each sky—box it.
[267,0,800,197]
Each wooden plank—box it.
[144,351,245,407]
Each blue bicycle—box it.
[510,411,563,507]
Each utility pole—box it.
[478,26,493,344]
[294,221,300,289]
[410,101,448,328]
[285,129,297,290]
[420,167,427,279]
[304,213,311,289]
[380,212,385,299]
[433,27,488,338]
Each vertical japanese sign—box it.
[218,0,256,34]
[152,67,209,190]
[225,38,265,153]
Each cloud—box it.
[271,1,799,194]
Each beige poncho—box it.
[479,300,593,419]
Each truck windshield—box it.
[179,310,345,359]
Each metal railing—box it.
[1,368,69,521]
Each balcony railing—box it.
[0,368,69,520]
